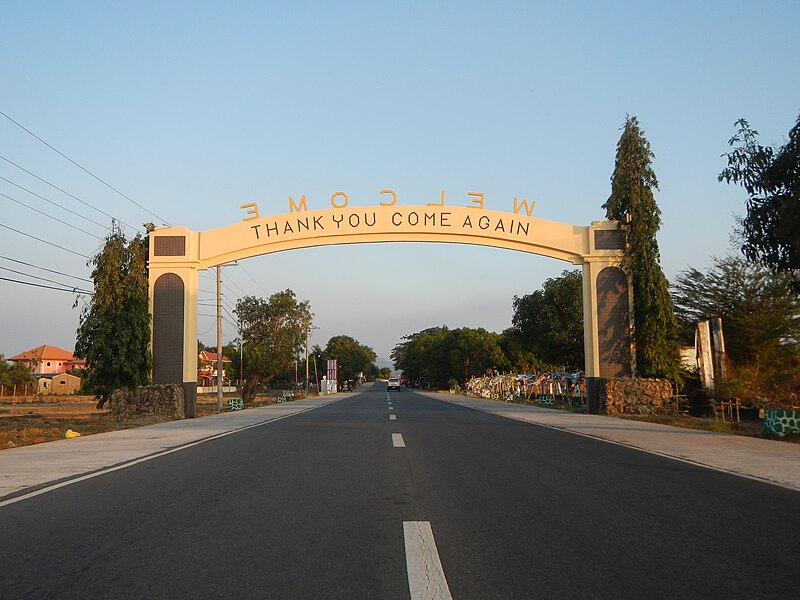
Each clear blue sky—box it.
[1,1,798,366]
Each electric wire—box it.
[0,154,137,233]
[0,174,108,229]
[223,275,249,297]
[0,190,102,239]
[198,313,237,328]
[0,265,90,291]
[238,263,270,297]
[0,255,91,283]
[0,110,171,226]
[198,287,238,312]
[0,275,93,294]
[0,222,90,258]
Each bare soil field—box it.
[0,393,288,449]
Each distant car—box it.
[387,377,401,391]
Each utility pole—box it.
[305,328,310,396]
[305,325,318,396]
[216,265,223,411]
[313,354,320,394]
[214,261,237,411]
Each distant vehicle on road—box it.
[387,377,401,391]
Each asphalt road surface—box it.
[2,384,798,599]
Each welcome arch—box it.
[148,205,632,416]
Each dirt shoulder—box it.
[0,393,290,450]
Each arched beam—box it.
[148,205,627,416]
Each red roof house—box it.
[8,345,84,375]
[198,350,233,386]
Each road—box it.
[1,383,798,599]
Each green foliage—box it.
[376,367,392,380]
[75,227,152,407]
[235,289,312,403]
[315,335,377,383]
[391,326,504,388]
[511,269,584,370]
[719,114,800,285]
[0,355,35,388]
[603,116,679,379]
[672,254,800,404]
[498,328,547,373]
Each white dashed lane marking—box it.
[392,433,405,448]
[404,521,453,600]
[390,414,397,420]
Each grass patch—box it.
[615,413,797,441]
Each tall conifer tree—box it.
[603,116,679,379]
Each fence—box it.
[0,383,36,398]
[465,372,586,407]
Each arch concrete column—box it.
[148,227,200,418]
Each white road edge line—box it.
[0,398,343,508]
[392,433,405,447]
[404,521,453,600]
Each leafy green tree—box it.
[75,227,151,408]
[222,341,241,385]
[316,335,377,384]
[446,327,505,384]
[603,116,679,379]
[376,367,392,380]
[0,355,35,389]
[392,326,450,386]
[672,255,800,385]
[498,328,545,374]
[719,114,800,286]
[511,269,584,370]
[235,290,312,404]
[392,326,505,388]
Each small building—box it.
[37,373,82,395]
[9,345,84,375]
[197,350,233,387]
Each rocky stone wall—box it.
[110,384,184,421]
[601,377,674,416]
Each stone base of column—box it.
[183,382,197,418]
[586,377,603,414]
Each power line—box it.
[223,273,249,296]
[0,190,102,239]
[0,265,91,291]
[0,174,108,229]
[198,313,237,329]
[0,255,91,283]
[0,153,137,233]
[199,287,237,312]
[238,263,270,296]
[0,275,92,295]
[0,110,171,226]
[0,222,91,258]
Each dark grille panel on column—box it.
[153,236,186,256]
[153,273,184,384]
[594,229,626,250]
[596,267,632,378]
